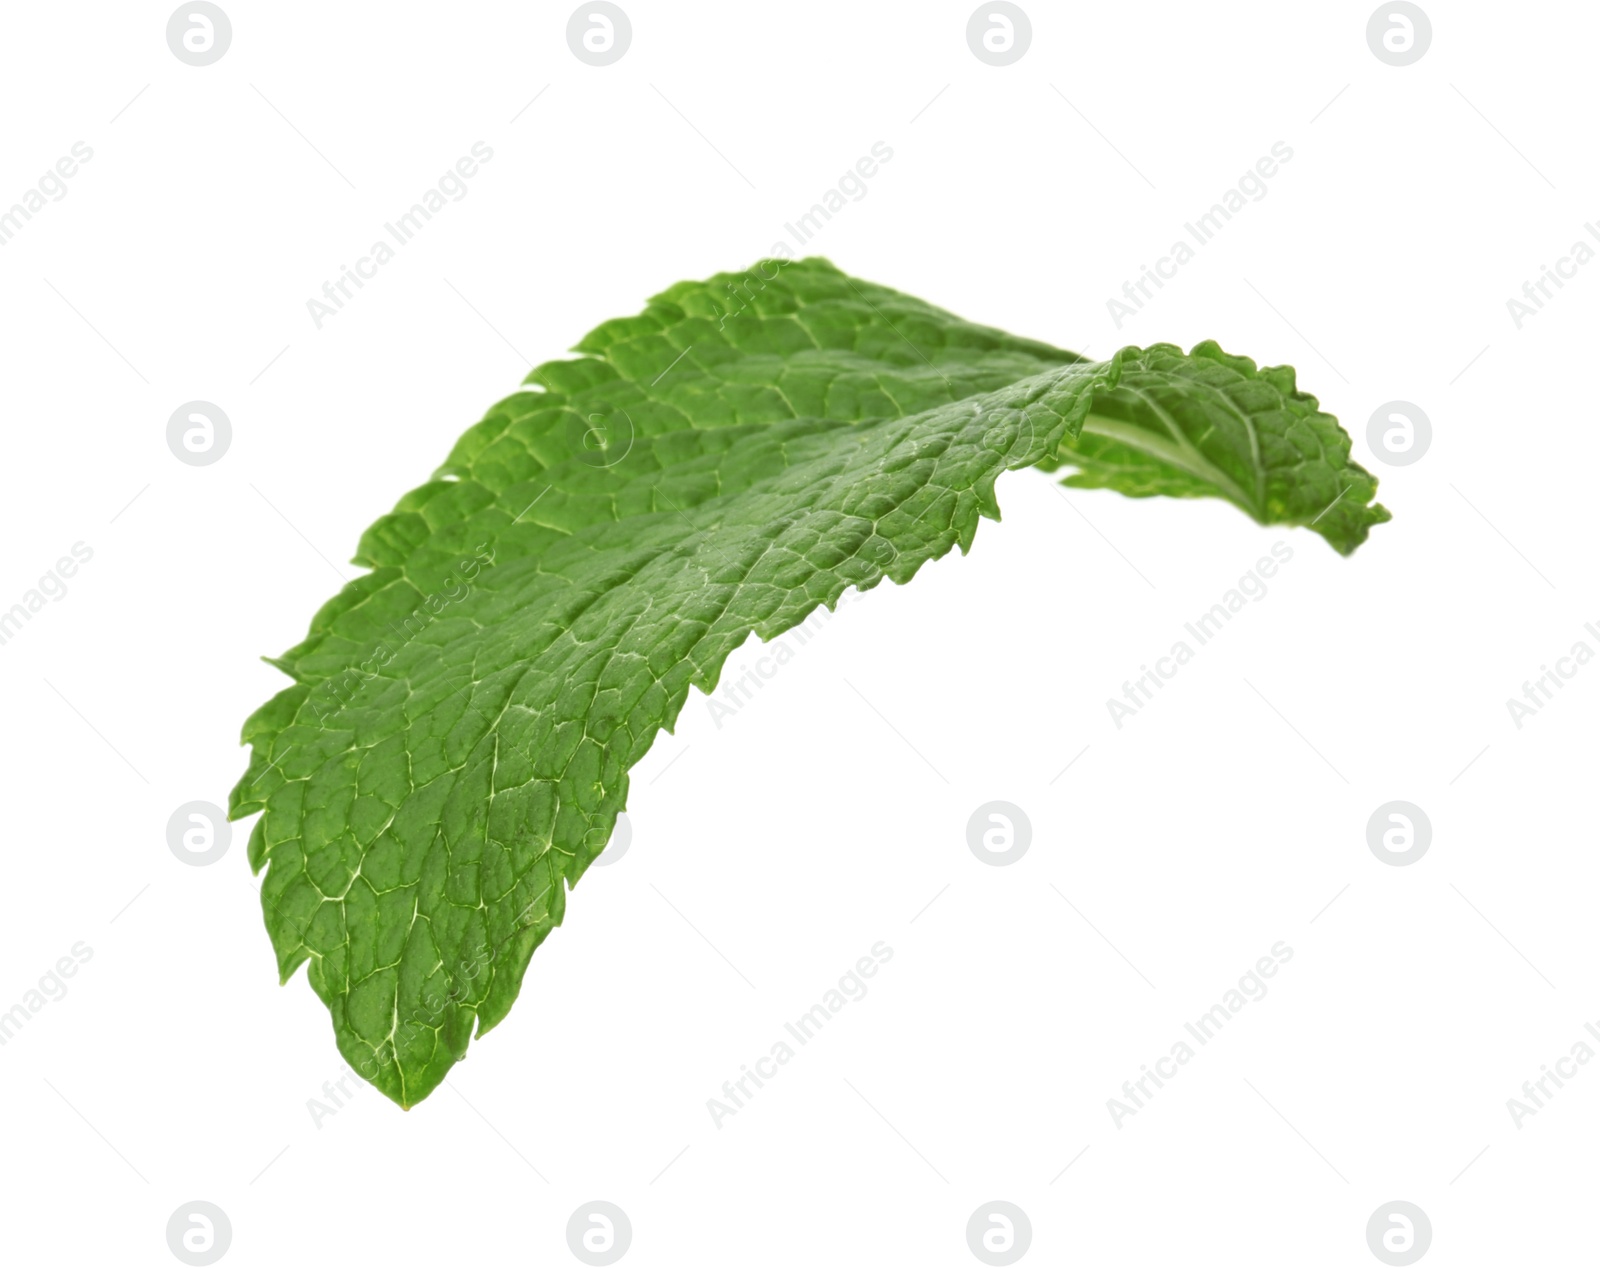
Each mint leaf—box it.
[231,258,1386,1106]
[1042,342,1385,556]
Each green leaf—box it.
[1042,341,1385,556]
[231,257,1386,1106]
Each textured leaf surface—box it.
[231,258,1386,1106]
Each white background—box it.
[0,1,1594,1264]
